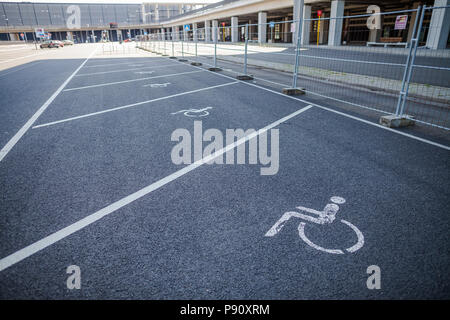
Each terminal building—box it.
[0,0,214,42]
[157,0,450,49]
[1,0,449,49]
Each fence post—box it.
[236,24,253,80]
[195,34,198,57]
[395,5,423,116]
[163,31,166,55]
[244,24,249,75]
[208,25,222,71]
[399,5,426,116]
[171,31,175,57]
[282,0,306,95]
[292,2,304,89]
[158,34,161,53]
[181,32,184,57]
[214,37,217,67]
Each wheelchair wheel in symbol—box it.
[297,219,364,254]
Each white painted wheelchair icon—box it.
[265,196,364,254]
[171,107,212,117]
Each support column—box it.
[367,5,382,43]
[293,0,301,44]
[282,17,288,42]
[248,20,254,40]
[407,2,420,42]
[174,26,179,40]
[183,26,188,41]
[193,23,198,42]
[328,0,344,46]
[205,20,211,42]
[426,0,450,49]
[161,28,165,40]
[231,16,238,42]
[258,11,267,44]
[318,16,325,44]
[212,20,218,42]
[302,5,311,45]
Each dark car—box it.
[40,40,60,48]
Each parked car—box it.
[53,40,64,47]
[62,40,74,45]
[40,40,59,48]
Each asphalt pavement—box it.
[0,48,449,299]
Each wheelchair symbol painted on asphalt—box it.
[143,82,170,88]
[171,107,213,117]
[265,196,364,254]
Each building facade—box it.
[0,1,211,41]
[158,0,450,49]
[1,0,449,49]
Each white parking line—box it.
[0,104,312,272]
[83,59,165,68]
[64,69,204,91]
[0,46,99,163]
[83,61,139,68]
[168,56,450,151]
[75,63,178,76]
[34,81,238,128]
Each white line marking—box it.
[0,46,99,163]
[83,60,149,68]
[169,57,450,151]
[64,70,203,92]
[34,81,237,128]
[0,105,313,272]
[75,63,177,76]
[311,105,450,150]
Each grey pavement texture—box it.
[0,54,449,299]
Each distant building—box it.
[0,1,216,41]
[1,0,449,49]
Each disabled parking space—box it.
[0,59,88,148]
[68,60,186,88]
[33,67,230,128]
[0,48,449,300]
[0,99,448,299]
[0,78,314,259]
[67,63,201,90]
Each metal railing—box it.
[140,5,450,130]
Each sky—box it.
[1,0,220,4]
